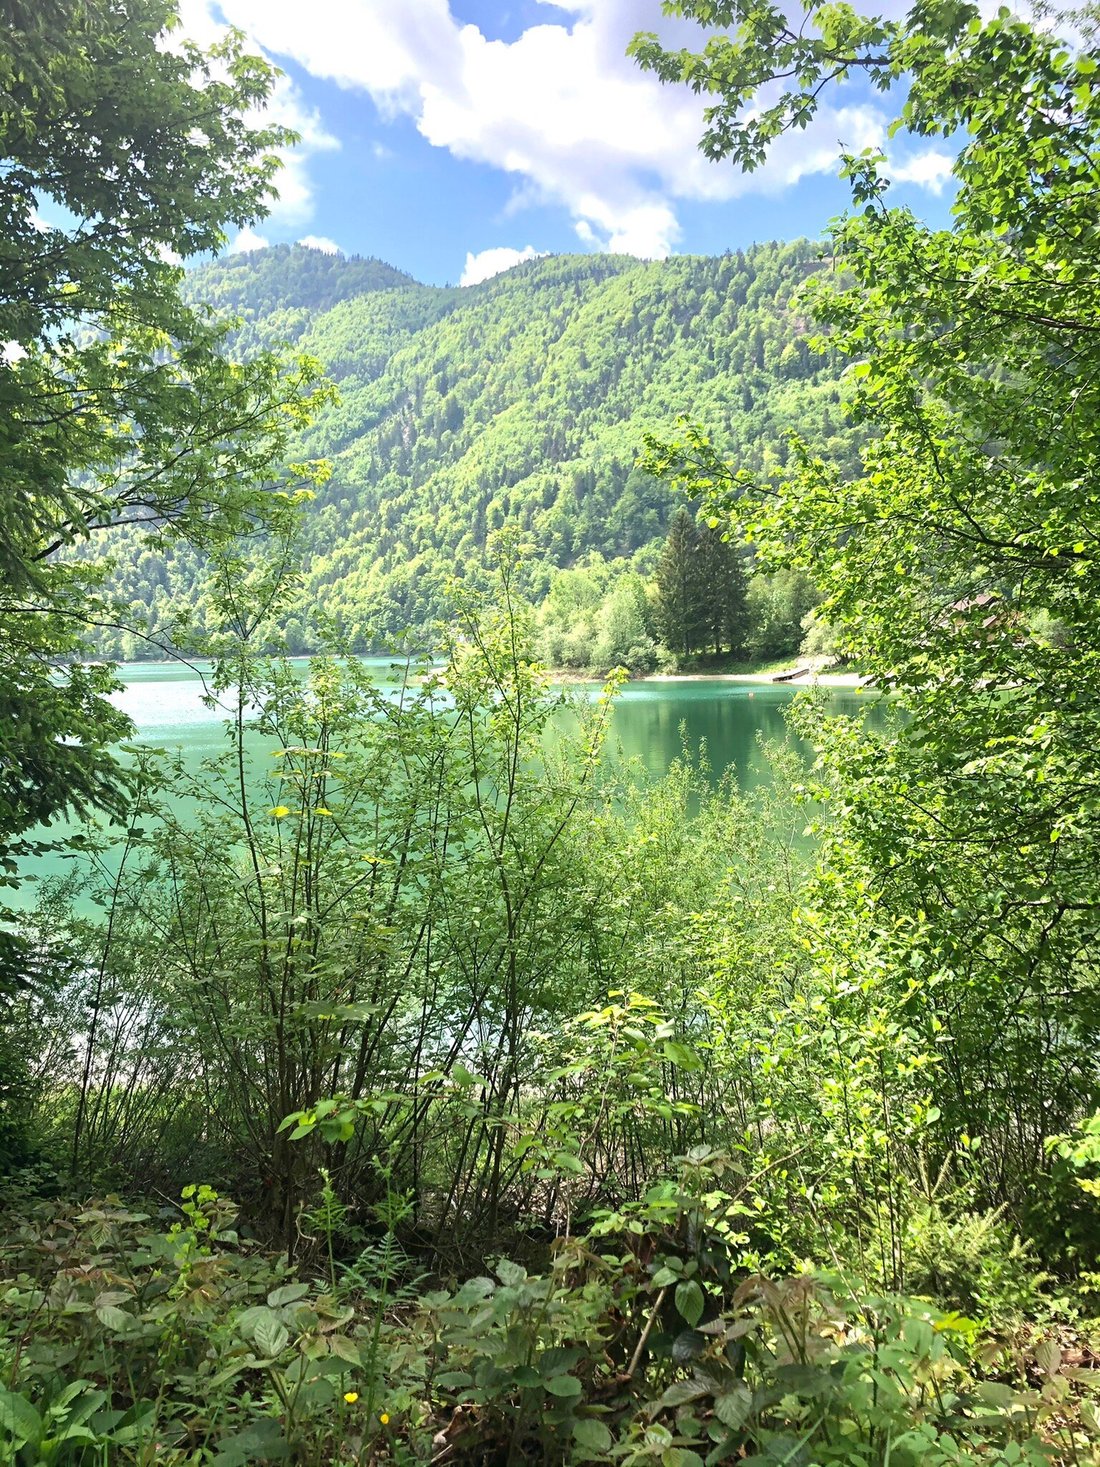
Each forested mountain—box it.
[100,240,860,654]
[181,242,417,354]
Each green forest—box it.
[5,0,1100,1464]
[89,237,855,670]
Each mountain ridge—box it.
[95,240,860,655]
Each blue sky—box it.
[177,0,956,286]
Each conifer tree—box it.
[656,508,708,656]
[699,526,750,656]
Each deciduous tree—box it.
[638,0,1100,1179]
[0,0,328,976]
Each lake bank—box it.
[76,650,872,693]
[632,669,869,688]
[548,664,873,689]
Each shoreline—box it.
[630,669,871,688]
[81,653,874,691]
[549,665,873,689]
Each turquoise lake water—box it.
[96,657,875,777]
[12,659,884,907]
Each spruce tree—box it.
[699,526,750,656]
[656,508,708,656]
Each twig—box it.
[626,1285,668,1380]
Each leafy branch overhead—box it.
[639,0,1100,1211]
[0,0,333,974]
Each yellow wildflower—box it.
[379,1413,390,1425]
[343,1391,358,1404]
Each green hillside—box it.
[181,242,417,354]
[97,240,860,655]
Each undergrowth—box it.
[2,1155,1100,1467]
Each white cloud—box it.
[572,199,681,258]
[298,234,343,254]
[262,76,340,224]
[885,149,955,194]
[175,0,339,228]
[229,226,270,254]
[177,0,951,259]
[460,244,546,285]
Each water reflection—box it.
[15,661,888,907]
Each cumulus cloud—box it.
[263,78,340,224]
[460,244,546,286]
[298,234,343,253]
[175,0,339,228]
[886,149,955,194]
[229,226,270,254]
[574,200,681,258]
[177,0,950,260]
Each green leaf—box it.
[267,1283,310,1308]
[329,1335,361,1365]
[675,1278,704,1327]
[49,1425,99,1446]
[714,1382,752,1429]
[573,1418,613,1453]
[207,1361,254,1391]
[662,1040,702,1070]
[671,1328,706,1363]
[211,1419,291,1466]
[495,1258,527,1287]
[254,1317,290,1358]
[96,1303,132,1331]
[0,1389,41,1447]
[658,1378,709,1408]
[553,1150,586,1175]
[435,1371,474,1389]
[546,1374,582,1398]
[235,1305,273,1335]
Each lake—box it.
[11,659,884,907]
[96,656,877,778]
